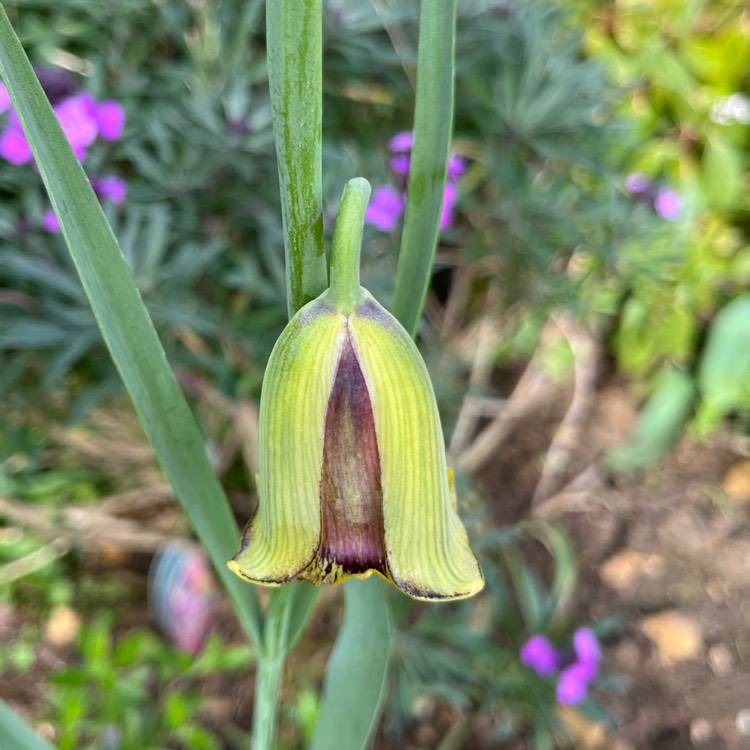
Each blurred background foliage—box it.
[0,0,748,748]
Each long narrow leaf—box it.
[310,577,392,750]
[0,7,262,648]
[0,699,56,750]
[267,0,327,316]
[391,0,458,335]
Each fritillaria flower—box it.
[229,179,484,601]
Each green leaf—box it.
[0,698,57,750]
[696,295,750,431]
[391,0,458,335]
[0,6,262,648]
[311,577,392,750]
[606,368,696,471]
[267,0,327,316]
[703,137,742,210]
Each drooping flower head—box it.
[229,178,484,601]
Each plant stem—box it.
[251,586,295,750]
[327,177,371,314]
[390,0,458,335]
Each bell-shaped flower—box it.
[229,179,483,601]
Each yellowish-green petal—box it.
[229,299,345,584]
[350,295,484,600]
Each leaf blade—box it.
[0,699,57,750]
[0,6,262,648]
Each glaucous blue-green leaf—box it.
[0,6,262,647]
[0,699,56,750]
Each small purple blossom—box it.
[0,123,33,164]
[440,181,459,230]
[573,627,601,667]
[390,153,410,176]
[388,130,414,153]
[520,634,559,676]
[96,100,126,141]
[42,209,61,233]
[54,93,99,153]
[365,185,405,232]
[93,176,128,205]
[447,155,467,181]
[0,76,128,230]
[367,130,466,233]
[521,627,601,705]
[0,83,11,114]
[625,172,684,222]
[556,662,595,705]
[654,187,683,221]
[625,172,650,194]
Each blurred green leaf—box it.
[696,295,750,432]
[0,699,56,750]
[606,368,696,471]
[703,137,742,210]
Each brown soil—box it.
[2,382,750,750]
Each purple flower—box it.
[390,153,410,176]
[520,634,559,676]
[96,100,126,141]
[42,209,61,233]
[654,187,683,221]
[54,93,99,153]
[369,130,466,233]
[0,83,11,114]
[440,181,459,230]
[573,627,600,668]
[365,185,405,232]
[625,172,651,194]
[0,123,33,164]
[388,130,414,153]
[93,176,128,205]
[556,662,594,705]
[447,155,467,181]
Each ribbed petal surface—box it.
[350,295,484,600]
[229,299,344,584]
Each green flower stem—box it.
[267,0,327,317]
[327,177,371,314]
[391,0,458,335]
[251,586,295,750]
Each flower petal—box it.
[301,326,388,584]
[229,299,344,584]
[350,295,484,600]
